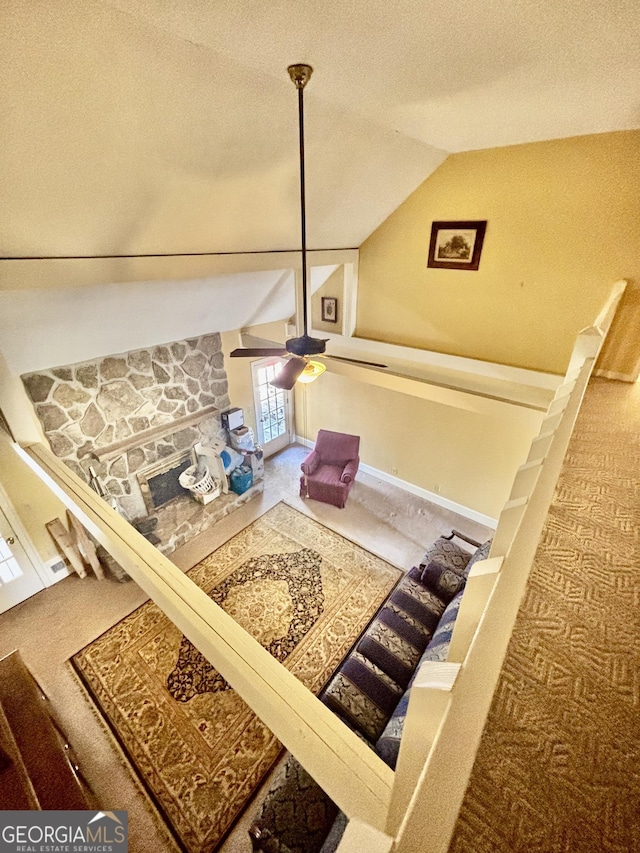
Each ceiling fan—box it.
[230,63,387,390]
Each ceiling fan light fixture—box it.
[297,360,326,384]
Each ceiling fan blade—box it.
[230,347,289,358]
[324,354,388,369]
[270,356,307,390]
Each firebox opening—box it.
[137,451,193,514]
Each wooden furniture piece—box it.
[67,511,105,579]
[46,517,87,578]
[45,514,106,580]
[0,650,95,809]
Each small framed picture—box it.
[427,220,487,270]
[321,296,338,323]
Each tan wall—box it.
[294,372,542,520]
[0,433,67,564]
[221,322,288,438]
[357,130,640,374]
[595,280,640,381]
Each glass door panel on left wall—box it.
[0,508,45,614]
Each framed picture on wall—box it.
[427,220,487,270]
[321,296,338,323]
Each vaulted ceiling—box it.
[3,0,639,266]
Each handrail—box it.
[593,279,626,335]
[388,354,594,853]
[15,441,394,831]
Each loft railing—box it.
[15,279,626,853]
[385,355,593,853]
[367,279,626,853]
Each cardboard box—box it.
[221,407,244,431]
[242,447,264,480]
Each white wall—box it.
[0,261,343,442]
[0,271,294,376]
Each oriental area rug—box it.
[71,502,401,853]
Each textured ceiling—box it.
[2,0,639,261]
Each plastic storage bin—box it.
[229,465,254,495]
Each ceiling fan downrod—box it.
[288,65,313,327]
[229,65,387,389]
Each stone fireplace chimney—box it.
[22,333,231,523]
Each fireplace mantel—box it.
[90,405,218,462]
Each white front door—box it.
[251,358,293,457]
[0,508,45,614]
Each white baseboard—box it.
[293,436,497,529]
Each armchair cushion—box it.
[313,429,360,466]
[248,754,338,853]
[321,651,404,741]
[464,539,492,573]
[340,457,359,485]
[419,536,473,577]
[356,575,446,688]
[375,587,466,769]
[301,449,321,476]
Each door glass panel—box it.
[251,357,293,457]
[0,537,23,584]
[0,511,46,612]
[256,366,287,443]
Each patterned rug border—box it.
[69,501,403,852]
[71,653,285,853]
[66,659,184,853]
[276,500,406,573]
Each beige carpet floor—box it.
[0,445,491,853]
[450,378,640,853]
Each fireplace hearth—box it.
[147,478,264,555]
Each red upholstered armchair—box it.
[300,429,360,508]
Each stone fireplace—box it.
[22,333,263,554]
